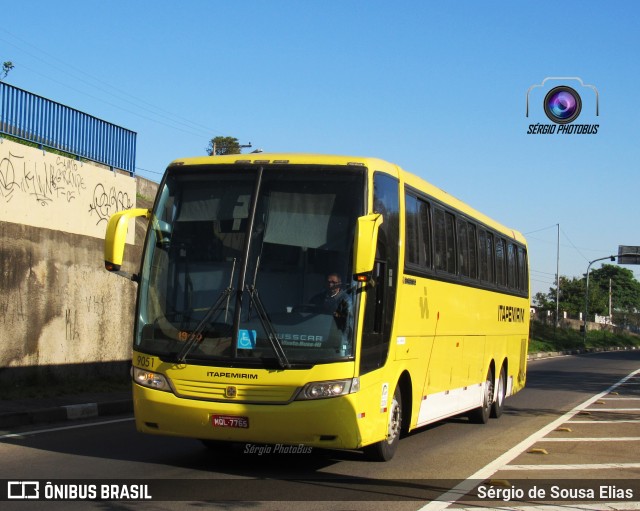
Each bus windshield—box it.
[136,164,365,367]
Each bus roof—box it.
[168,153,526,244]
[169,153,393,169]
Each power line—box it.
[0,28,223,139]
[524,224,558,235]
[531,269,556,277]
[559,227,590,263]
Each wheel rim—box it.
[496,372,505,407]
[485,376,494,408]
[386,395,402,443]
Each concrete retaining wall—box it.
[0,138,158,383]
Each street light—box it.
[583,255,615,342]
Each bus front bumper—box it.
[133,383,364,450]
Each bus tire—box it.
[491,366,506,419]
[469,368,494,424]
[365,385,402,462]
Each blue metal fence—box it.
[0,81,136,175]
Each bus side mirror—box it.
[353,213,383,278]
[104,208,150,280]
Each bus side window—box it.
[518,246,528,294]
[404,193,432,270]
[495,237,506,287]
[360,173,399,375]
[457,218,469,277]
[434,208,456,274]
[467,222,478,280]
[507,242,518,290]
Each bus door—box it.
[359,173,400,375]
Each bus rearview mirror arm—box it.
[104,208,151,281]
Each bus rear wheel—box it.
[365,385,402,462]
[491,366,506,419]
[469,368,494,424]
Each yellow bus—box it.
[105,154,529,461]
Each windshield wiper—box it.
[246,285,291,369]
[175,287,233,363]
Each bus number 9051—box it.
[136,355,155,368]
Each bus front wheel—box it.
[365,385,402,462]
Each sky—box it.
[2,0,639,298]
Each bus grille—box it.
[171,379,298,404]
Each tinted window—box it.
[467,223,478,279]
[457,219,469,277]
[495,238,506,287]
[456,219,478,279]
[507,243,518,289]
[518,246,528,294]
[434,208,456,274]
[405,193,432,269]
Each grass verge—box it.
[530,321,640,353]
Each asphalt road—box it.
[1,350,639,510]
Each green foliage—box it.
[558,275,587,315]
[535,264,640,323]
[1,61,13,81]
[529,321,640,353]
[591,265,640,312]
[206,136,242,156]
[1,133,88,162]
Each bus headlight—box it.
[132,367,171,392]
[296,378,360,400]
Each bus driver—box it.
[310,273,352,331]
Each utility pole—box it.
[583,255,615,343]
[583,251,638,342]
[609,278,612,323]
[556,223,560,327]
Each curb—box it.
[0,399,133,429]
[2,347,636,430]
[527,345,638,360]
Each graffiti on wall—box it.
[0,139,136,241]
[89,183,134,225]
[0,151,87,205]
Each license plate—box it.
[211,414,249,428]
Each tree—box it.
[533,291,553,310]
[535,275,599,317]
[206,136,242,156]
[534,264,640,321]
[558,276,592,316]
[1,61,14,81]
[590,264,640,314]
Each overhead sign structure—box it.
[618,246,640,265]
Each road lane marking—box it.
[538,437,640,442]
[569,420,640,423]
[0,417,134,440]
[599,397,640,400]
[583,408,640,411]
[455,503,640,511]
[418,367,640,511]
[504,462,640,471]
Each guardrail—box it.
[0,81,136,175]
